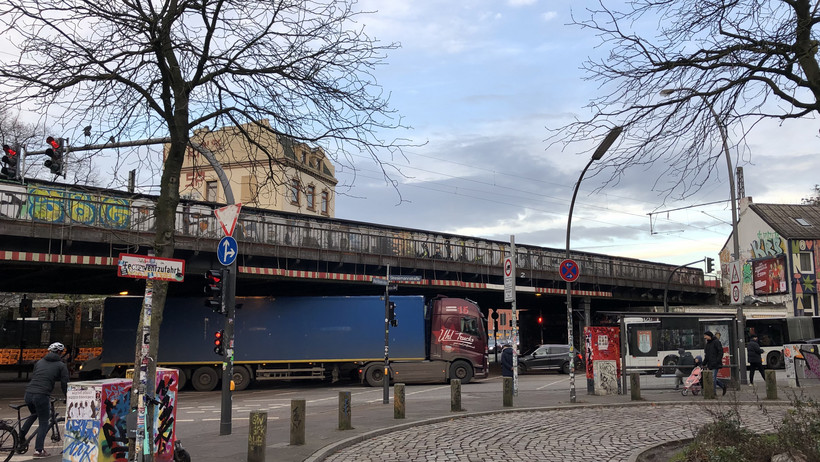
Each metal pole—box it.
[383,264,391,404]
[664,259,706,312]
[565,126,622,404]
[510,237,518,397]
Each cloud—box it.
[507,0,538,6]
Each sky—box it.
[328,0,820,270]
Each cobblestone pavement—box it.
[322,404,786,462]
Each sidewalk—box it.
[2,370,816,461]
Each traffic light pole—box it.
[383,264,390,404]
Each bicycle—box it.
[0,397,65,461]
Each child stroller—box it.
[681,366,702,396]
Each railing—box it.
[0,181,706,288]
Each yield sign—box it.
[214,203,243,236]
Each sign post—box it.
[729,261,742,305]
[504,236,518,396]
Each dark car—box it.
[517,344,584,374]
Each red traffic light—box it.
[2,145,17,158]
[537,316,543,324]
[46,136,59,149]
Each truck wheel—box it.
[449,360,473,384]
[191,367,219,392]
[232,365,252,391]
[172,368,188,390]
[766,351,784,369]
[365,366,385,387]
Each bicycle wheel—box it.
[0,422,18,462]
[50,416,64,443]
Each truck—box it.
[93,295,489,391]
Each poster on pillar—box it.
[584,326,622,393]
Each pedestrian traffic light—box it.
[44,136,65,176]
[706,257,715,273]
[1,144,20,180]
[213,330,225,356]
[204,269,225,314]
[387,301,397,327]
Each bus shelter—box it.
[599,311,740,393]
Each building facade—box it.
[176,119,337,217]
[720,198,820,316]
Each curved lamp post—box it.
[660,88,747,385]
[566,125,623,403]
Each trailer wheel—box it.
[172,368,188,390]
[191,367,219,391]
[232,365,252,391]
[766,351,784,369]
[365,366,385,387]
[449,360,473,384]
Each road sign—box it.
[372,277,389,286]
[504,256,515,302]
[729,260,742,305]
[214,203,243,236]
[117,253,185,282]
[559,259,580,282]
[217,236,238,266]
[389,275,422,282]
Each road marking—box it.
[537,377,569,390]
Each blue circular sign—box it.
[560,259,580,282]
[218,236,238,266]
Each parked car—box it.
[488,337,497,354]
[518,344,584,374]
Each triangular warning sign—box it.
[730,263,740,284]
[214,203,242,236]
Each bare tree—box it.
[0,0,407,448]
[802,184,820,204]
[549,0,820,201]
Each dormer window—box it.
[794,217,812,226]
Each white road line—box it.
[537,377,570,390]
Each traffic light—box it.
[537,316,543,324]
[387,301,397,327]
[44,136,65,176]
[706,257,715,273]
[205,269,225,313]
[19,297,32,318]
[1,144,20,180]
[213,330,225,356]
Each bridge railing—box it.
[0,182,705,288]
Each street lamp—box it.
[565,125,623,403]
[660,88,747,385]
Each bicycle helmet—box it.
[48,342,65,353]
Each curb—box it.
[304,399,790,462]
[627,437,694,462]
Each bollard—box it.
[503,377,513,407]
[338,391,352,430]
[451,379,462,412]
[703,370,715,399]
[630,373,641,401]
[290,399,306,446]
[247,410,267,462]
[765,369,778,400]
[394,383,405,419]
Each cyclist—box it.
[18,342,69,457]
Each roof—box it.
[749,203,820,239]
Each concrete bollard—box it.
[338,391,352,430]
[247,410,267,462]
[703,370,715,399]
[451,379,462,412]
[630,373,641,401]
[765,369,778,400]
[394,383,405,419]
[290,399,306,446]
[503,377,513,407]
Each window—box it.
[205,181,218,203]
[290,179,300,205]
[461,316,480,336]
[797,252,814,273]
[320,190,329,214]
[301,152,306,164]
[797,294,816,316]
[306,185,315,210]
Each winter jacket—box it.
[747,339,764,363]
[25,352,69,396]
[677,352,695,375]
[501,347,514,377]
[704,335,724,370]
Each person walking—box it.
[674,348,695,390]
[500,343,514,377]
[747,334,766,386]
[19,342,69,457]
[703,331,727,396]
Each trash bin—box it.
[62,368,179,461]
